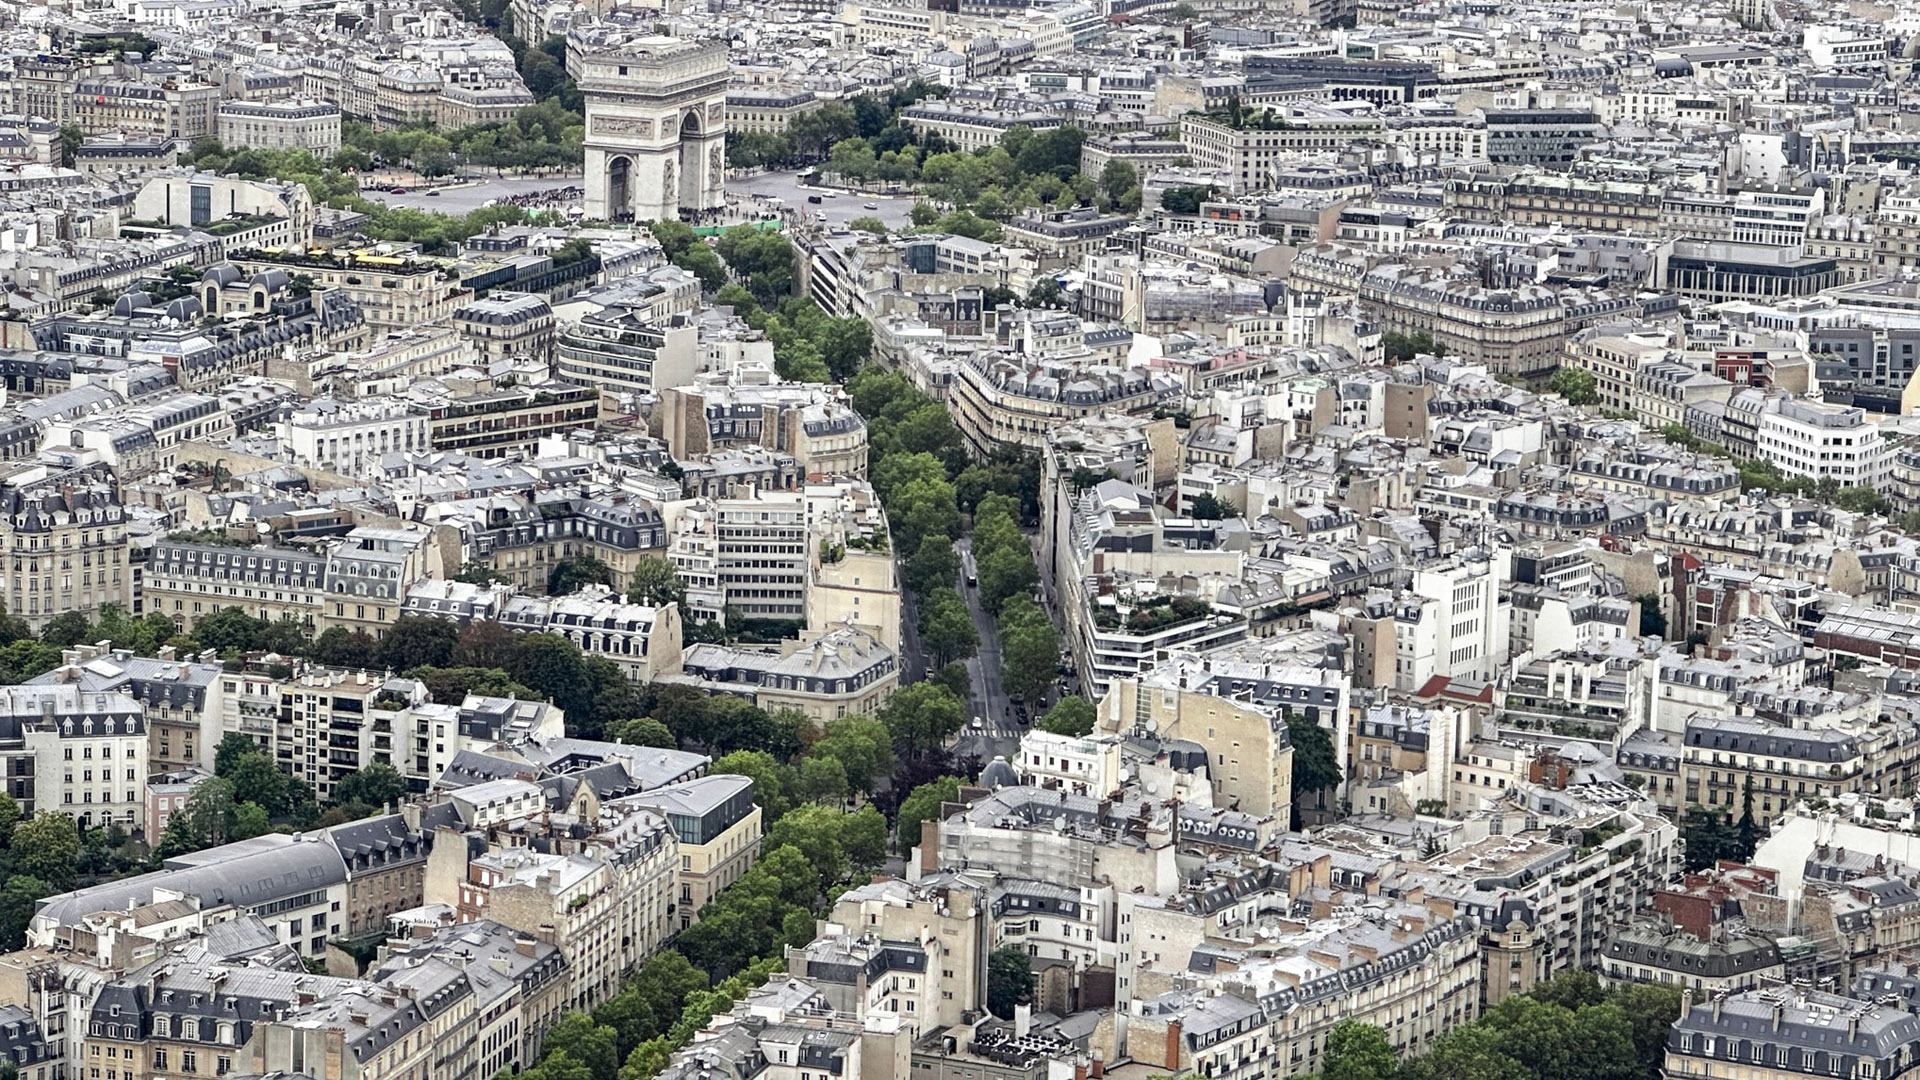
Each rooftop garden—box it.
[844,526,889,554]
[1093,593,1213,632]
[1199,98,1297,131]
[204,214,286,237]
[165,528,251,547]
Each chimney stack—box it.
[1014,1002,1030,1038]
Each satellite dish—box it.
[256,523,272,535]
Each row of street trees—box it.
[1320,971,1681,1080]
[512,805,887,1080]
[725,80,950,172]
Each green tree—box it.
[620,1039,675,1080]
[189,607,265,652]
[377,615,460,671]
[231,802,272,841]
[917,588,979,668]
[1482,995,1579,1080]
[714,226,795,303]
[986,944,1033,1019]
[452,563,509,586]
[311,626,379,668]
[1381,331,1444,362]
[840,804,889,872]
[507,633,592,718]
[998,596,1060,702]
[0,604,30,647]
[1189,492,1240,520]
[1398,1023,1529,1080]
[608,716,677,749]
[59,126,84,169]
[0,641,62,684]
[0,793,20,840]
[792,756,848,804]
[1037,695,1095,737]
[1322,1021,1396,1080]
[977,544,1039,616]
[711,749,792,824]
[453,620,519,668]
[1160,184,1215,214]
[674,243,727,292]
[934,661,971,703]
[1682,804,1738,870]
[809,715,894,795]
[226,750,290,816]
[1836,485,1891,515]
[215,732,263,775]
[41,610,94,648]
[905,534,961,597]
[846,216,887,234]
[1529,969,1608,1011]
[335,761,404,810]
[1025,277,1067,310]
[13,812,79,889]
[1608,983,1685,1079]
[652,220,706,261]
[817,317,873,382]
[764,803,860,883]
[412,665,536,705]
[878,681,967,757]
[256,618,311,657]
[894,775,962,851]
[0,876,50,950]
[1635,594,1666,638]
[1287,713,1341,827]
[548,556,618,596]
[1547,366,1600,406]
[543,1014,621,1080]
[698,697,776,756]
[1734,776,1759,862]
[628,556,688,609]
[1099,158,1138,206]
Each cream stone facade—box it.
[570,31,728,222]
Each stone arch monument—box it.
[569,30,728,223]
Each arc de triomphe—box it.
[568,30,728,223]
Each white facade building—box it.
[282,397,431,479]
[1754,397,1889,487]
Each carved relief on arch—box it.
[593,115,653,137]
